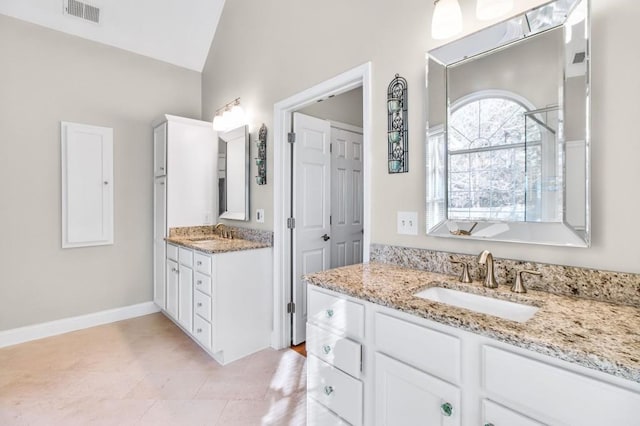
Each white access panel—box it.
[61,121,113,248]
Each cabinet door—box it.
[375,352,460,426]
[166,259,179,320]
[178,265,193,331]
[153,178,167,308]
[154,122,167,177]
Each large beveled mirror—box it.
[426,0,590,247]
[217,125,249,221]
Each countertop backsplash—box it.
[370,244,640,308]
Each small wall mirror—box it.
[426,0,590,247]
[218,125,249,221]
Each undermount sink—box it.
[414,287,539,323]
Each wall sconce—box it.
[212,98,247,132]
[432,0,463,40]
[431,0,514,40]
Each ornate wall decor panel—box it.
[255,123,267,185]
[387,74,408,173]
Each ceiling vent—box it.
[64,0,100,24]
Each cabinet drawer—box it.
[308,396,351,426]
[193,315,211,350]
[167,244,178,261]
[308,287,364,340]
[194,289,212,323]
[307,323,361,378]
[308,355,363,426]
[178,247,193,267]
[482,400,544,426]
[193,272,212,296]
[483,346,640,425]
[194,252,212,275]
[375,313,460,384]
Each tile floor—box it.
[0,313,307,425]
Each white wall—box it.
[207,0,639,275]
[299,87,363,127]
[0,15,202,331]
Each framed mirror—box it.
[426,0,590,247]
[217,125,249,221]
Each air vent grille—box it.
[64,0,100,24]
[573,52,586,64]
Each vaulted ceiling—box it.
[0,0,225,71]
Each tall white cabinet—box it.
[153,115,215,310]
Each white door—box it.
[153,177,167,308]
[330,127,364,268]
[292,112,331,345]
[375,352,461,426]
[166,259,179,320]
[178,266,193,331]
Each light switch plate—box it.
[397,211,418,235]
[256,209,265,223]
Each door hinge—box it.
[288,132,296,143]
[287,217,296,229]
[287,302,296,314]
[330,215,332,225]
[330,143,333,153]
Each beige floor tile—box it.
[137,399,227,426]
[126,371,208,400]
[0,313,307,425]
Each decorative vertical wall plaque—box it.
[255,123,267,185]
[387,74,408,173]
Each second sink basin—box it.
[414,287,539,323]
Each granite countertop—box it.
[166,235,271,254]
[304,262,640,383]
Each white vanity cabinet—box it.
[306,285,640,426]
[165,243,272,365]
[306,287,365,425]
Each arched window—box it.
[448,91,542,222]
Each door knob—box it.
[321,234,330,241]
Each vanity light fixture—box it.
[212,98,247,132]
[432,0,463,40]
[476,0,513,21]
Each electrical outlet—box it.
[397,211,418,235]
[256,209,265,223]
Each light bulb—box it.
[229,104,246,128]
[476,0,513,21]
[432,0,463,40]
[212,115,225,131]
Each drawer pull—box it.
[440,402,453,417]
[197,280,202,285]
[484,424,495,426]
[196,328,203,333]
[197,261,202,266]
[324,385,334,396]
[197,302,203,307]
[322,345,332,354]
[326,309,334,318]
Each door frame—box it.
[272,62,372,349]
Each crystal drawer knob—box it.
[196,328,202,333]
[197,280,202,285]
[322,345,331,354]
[326,309,334,318]
[197,261,202,266]
[324,385,334,396]
[197,303,203,307]
[485,423,495,426]
[440,402,453,417]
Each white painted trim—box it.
[151,114,212,129]
[0,302,160,349]
[272,62,372,349]
[329,120,363,135]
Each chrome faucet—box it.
[214,223,232,239]
[477,250,499,288]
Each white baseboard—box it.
[0,301,160,349]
